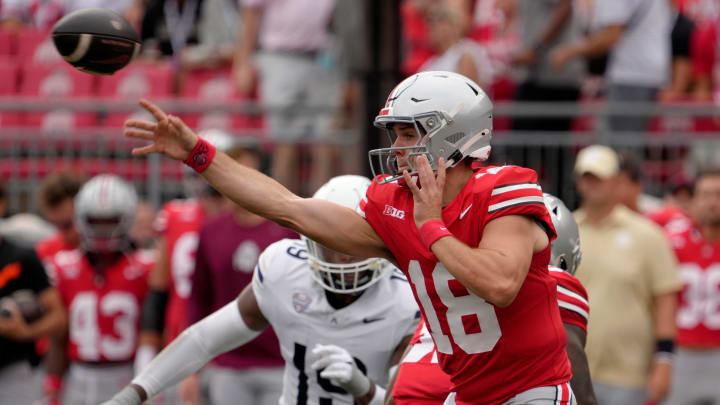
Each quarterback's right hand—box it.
[100,385,144,405]
[124,99,199,161]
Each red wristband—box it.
[44,374,62,394]
[183,137,217,173]
[419,220,452,250]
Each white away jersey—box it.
[252,239,421,405]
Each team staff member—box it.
[0,183,67,403]
[573,145,681,404]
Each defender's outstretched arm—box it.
[102,286,267,404]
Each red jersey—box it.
[669,227,720,347]
[154,199,205,342]
[647,207,693,234]
[549,267,590,332]
[36,233,78,278]
[52,249,153,363]
[392,266,588,404]
[360,165,571,405]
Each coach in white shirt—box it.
[549,0,672,133]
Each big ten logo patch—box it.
[383,205,405,220]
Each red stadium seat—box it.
[0,29,17,56]
[97,62,175,128]
[0,57,21,127]
[17,28,63,66]
[179,67,263,133]
[19,64,97,130]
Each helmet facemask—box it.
[78,215,132,253]
[303,236,390,294]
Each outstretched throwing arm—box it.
[124,100,391,261]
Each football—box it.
[51,8,141,75]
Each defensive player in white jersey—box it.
[103,175,420,405]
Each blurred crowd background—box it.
[0,0,720,404]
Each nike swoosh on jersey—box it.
[459,204,473,220]
[362,317,385,324]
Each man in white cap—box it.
[572,145,681,405]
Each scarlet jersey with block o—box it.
[392,265,589,404]
[51,249,153,363]
[359,165,571,405]
[668,227,720,346]
[153,199,205,342]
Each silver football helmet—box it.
[303,175,392,294]
[370,71,493,184]
[74,174,138,252]
[544,193,582,275]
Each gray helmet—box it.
[370,71,493,184]
[544,193,582,275]
[74,174,138,252]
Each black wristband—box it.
[656,339,675,354]
[140,289,169,333]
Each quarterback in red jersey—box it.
[44,175,153,405]
[390,194,595,405]
[121,71,572,405]
[665,169,720,404]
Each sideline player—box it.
[45,175,154,404]
[104,175,420,405]
[123,71,573,404]
[388,194,596,405]
[665,169,720,404]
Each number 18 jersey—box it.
[359,165,571,405]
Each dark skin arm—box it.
[564,323,597,405]
[383,342,413,405]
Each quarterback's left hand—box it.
[311,344,370,397]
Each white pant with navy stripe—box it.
[443,382,577,405]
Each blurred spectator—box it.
[234,0,342,194]
[141,0,204,60]
[0,0,64,31]
[1,0,138,31]
[675,0,720,101]
[665,168,720,404]
[45,175,152,405]
[573,145,681,404]
[0,181,67,404]
[130,200,157,249]
[659,9,695,101]
[180,0,241,69]
[615,150,663,214]
[186,145,294,405]
[511,0,583,132]
[471,0,519,79]
[551,0,673,132]
[35,171,85,266]
[419,2,493,86]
